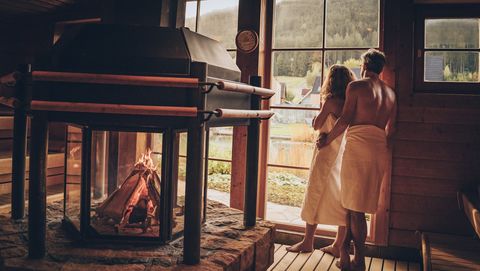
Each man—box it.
[317,49,396,271]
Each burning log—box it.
[95,151,161,233]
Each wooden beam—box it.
[28,112,48,259]
[230,126,247,210]
[30,101,198,117]
[32,71,199,88]
[244,76,262,227]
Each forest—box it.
[186,0,479,101]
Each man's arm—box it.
[318,82,358,148]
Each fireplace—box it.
[64,128,184,243]
[15,24,275,264]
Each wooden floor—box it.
[269,244,421,271]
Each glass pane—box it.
[266,167,309,226]
[325,0,379,48]
[207,127,232,206]
[269,108,318,169]
[65,126,82,229]
[91,131,162,238]
[424,51,479,82]
[185,1,198,31]
[197,0,239,49]
[272,51,323,106]
[324,50,363,79]
[273,0,324,49]
[425,19,480,49]
[174,133,187,237]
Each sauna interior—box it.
[0,0,479,270]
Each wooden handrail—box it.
[30,100,198,117]
[32,71,199,88]
[217,81,275,97]
[214,108,274,119]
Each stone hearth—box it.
[0,200,275,271]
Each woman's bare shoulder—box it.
[322,97,344,116]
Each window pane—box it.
[273,0,324,49]
[324,50,363,79]
[185,1,197,31]
[325,0,379,48]
[208,127,232,160]
[207,127,232,206]
[269,108,317,169]
[266,167,309,225]
[424,51,479,82]
[425,19,480,49]
[197,0,239,49]
[272,51,323,106]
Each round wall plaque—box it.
[235,30,259,53]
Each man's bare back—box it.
[348,75,396,131]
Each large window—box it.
[185,0,238,59]
[415,6,480,93]
[267,0,381,234]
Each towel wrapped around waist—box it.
[340,125,387,214]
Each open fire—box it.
[93,150,162,236]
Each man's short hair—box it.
[361,49,386,74]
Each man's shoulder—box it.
[349,79,370,88]
[348,79,369,94]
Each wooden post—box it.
[230,126,247,210]
[244,76,262,227]
[28,112,48,259]
[184,62,207,265]
[11,71,29,220]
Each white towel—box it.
[340,125,388,214]
[300,114,347,226]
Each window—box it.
[415,5,480,93]
[266,0,381,235]
[185,0,238,59]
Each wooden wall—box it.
[0,15,78,196]
[384,0,480,248]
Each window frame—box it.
[264,0,385,243]
[270,0,383,110]
[414,5,480,94]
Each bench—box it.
[421,186,480,271]
[0,116,65,196]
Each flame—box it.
[136,149,156,170]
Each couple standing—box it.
[287,49,397,271]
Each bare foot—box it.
[335,260,351,271]
[350,259,366,271]
[320,245,340,258]
[285,241,313,253]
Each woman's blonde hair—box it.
[320,64,356,103]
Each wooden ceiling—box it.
[0,0,88,23]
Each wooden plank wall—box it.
[0,20,64,196]
[385,0,480,248]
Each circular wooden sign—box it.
[235,30,259,53]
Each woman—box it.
[286,65,356,256]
